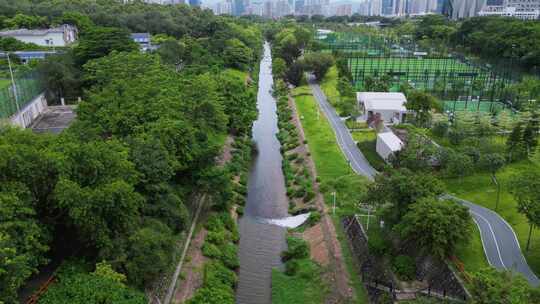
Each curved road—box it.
[307,76,539,286]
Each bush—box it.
[205,214,224,232]
[219,243,239,269]
[206,230,227,245]
[285,259,300,275]
[236,206,244,216]
[282,236,309,261]
[392,255,416,281]
[432,121,449,137]
[294,188,306,198]
[367,234,389,257]
[306,211,321,226]
[202,242,221,259]
[203,261,237,288]
[304,191,315,203]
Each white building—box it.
[479,0,540,19]
[0,25,77,47]
[357,92,408,124]
[376,131,403,161]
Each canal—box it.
[236,42,289,304]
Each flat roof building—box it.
[357,92,408,125]
[0,25,77,47]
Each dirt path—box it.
[288,96,354,303]
[173,229,208,303]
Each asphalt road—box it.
[307,77,377,180]
[307,76,540,286]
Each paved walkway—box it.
[307,76,539,286]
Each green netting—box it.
[348,56,510,101]
[0,73,43,119]
[442,100,508,113]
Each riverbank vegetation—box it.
[0,2,263,303]
[272,236,328,304]
[292,85,369,303]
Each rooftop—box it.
[377,131,403,152]
[0,25,73,37]
[357,92,407,112]
[30,106,76,134]
[131,33,151,39]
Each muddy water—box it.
[236,42,289,304]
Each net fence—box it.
[0,72,43,119]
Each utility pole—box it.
[6,52,21,117]
[332,192,336,215]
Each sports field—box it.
[348,57,484,75]
[442,100,508,113]
[348,57,496,93]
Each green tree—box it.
[470,268,540,304]
[523,111,540,156]
[38,53,82,103]
[38,263,146,304]
[365,168,444,227]
[223,38,253,70]
[272,57,287,80]
[506,122,527,162]
[405,91,440,127]
[284,61,304,86]
[509,171,540,251]
[0,188,49,303]
[443,151,473,179]
[302,53,334,81]
[73,27,138,66]
[123,219,175,288]
[397,198,472,260]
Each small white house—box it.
[376,131,403,162]
[357,92,408,125]
[0,24,77,47]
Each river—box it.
[236,42,289,304]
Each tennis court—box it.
[442,100,508,113]
[347,56,505,97]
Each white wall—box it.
[10,93,48,128]
[376,135,393,161]
[12,32,66,47]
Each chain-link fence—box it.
[0,71,43,119]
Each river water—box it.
[236,42,289,304]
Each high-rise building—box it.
[369,0,383,15]
[189,0,200,6]
[295,0,305,14]
[382,0,394,15]
[446,0,485,18]
[234,0,246,15]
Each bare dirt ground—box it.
[173,229,208,303]
[288,96,354,304]
[217,136,234,166]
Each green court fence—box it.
[0,72,43,119]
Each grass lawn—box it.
[455,224,489,274]
[0,78,11,89]
[293,85,369,303]
[271,259,328,304]
[320,66,340,108]
[445,155,540,276]
[351,130,386,171]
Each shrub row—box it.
[273,79,318,216]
